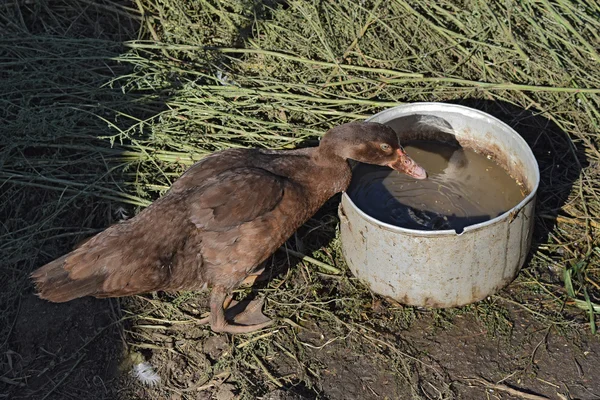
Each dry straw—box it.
[1,0,599,398]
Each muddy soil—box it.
[3,287,599,400]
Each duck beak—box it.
[388,149,427,179]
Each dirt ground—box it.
[4,280,599,400]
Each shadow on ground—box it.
[1,2,143,399]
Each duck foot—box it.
[200,289,273,334]
[225,298,272,326]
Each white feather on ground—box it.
[132,362,161,387]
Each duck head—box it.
[320,122,427,179]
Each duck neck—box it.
[313,144,347,167]
[312,142,353,194]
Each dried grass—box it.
[1,0,599,398]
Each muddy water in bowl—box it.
[348,141,526,233]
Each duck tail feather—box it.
[30,253,104,302]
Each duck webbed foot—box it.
[204,287,273,334]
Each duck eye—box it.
[380,143,391,151]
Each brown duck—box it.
[31,122,427,334]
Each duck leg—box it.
[240,267,270,287]
[208,287,273,334]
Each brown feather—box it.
[30,254,100,302]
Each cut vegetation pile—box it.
[1,0,599,399]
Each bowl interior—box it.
[344,103,540,235]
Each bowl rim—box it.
[341,102,541,236]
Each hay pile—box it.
[1,0,599,398]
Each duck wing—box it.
[188,166,285,232]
